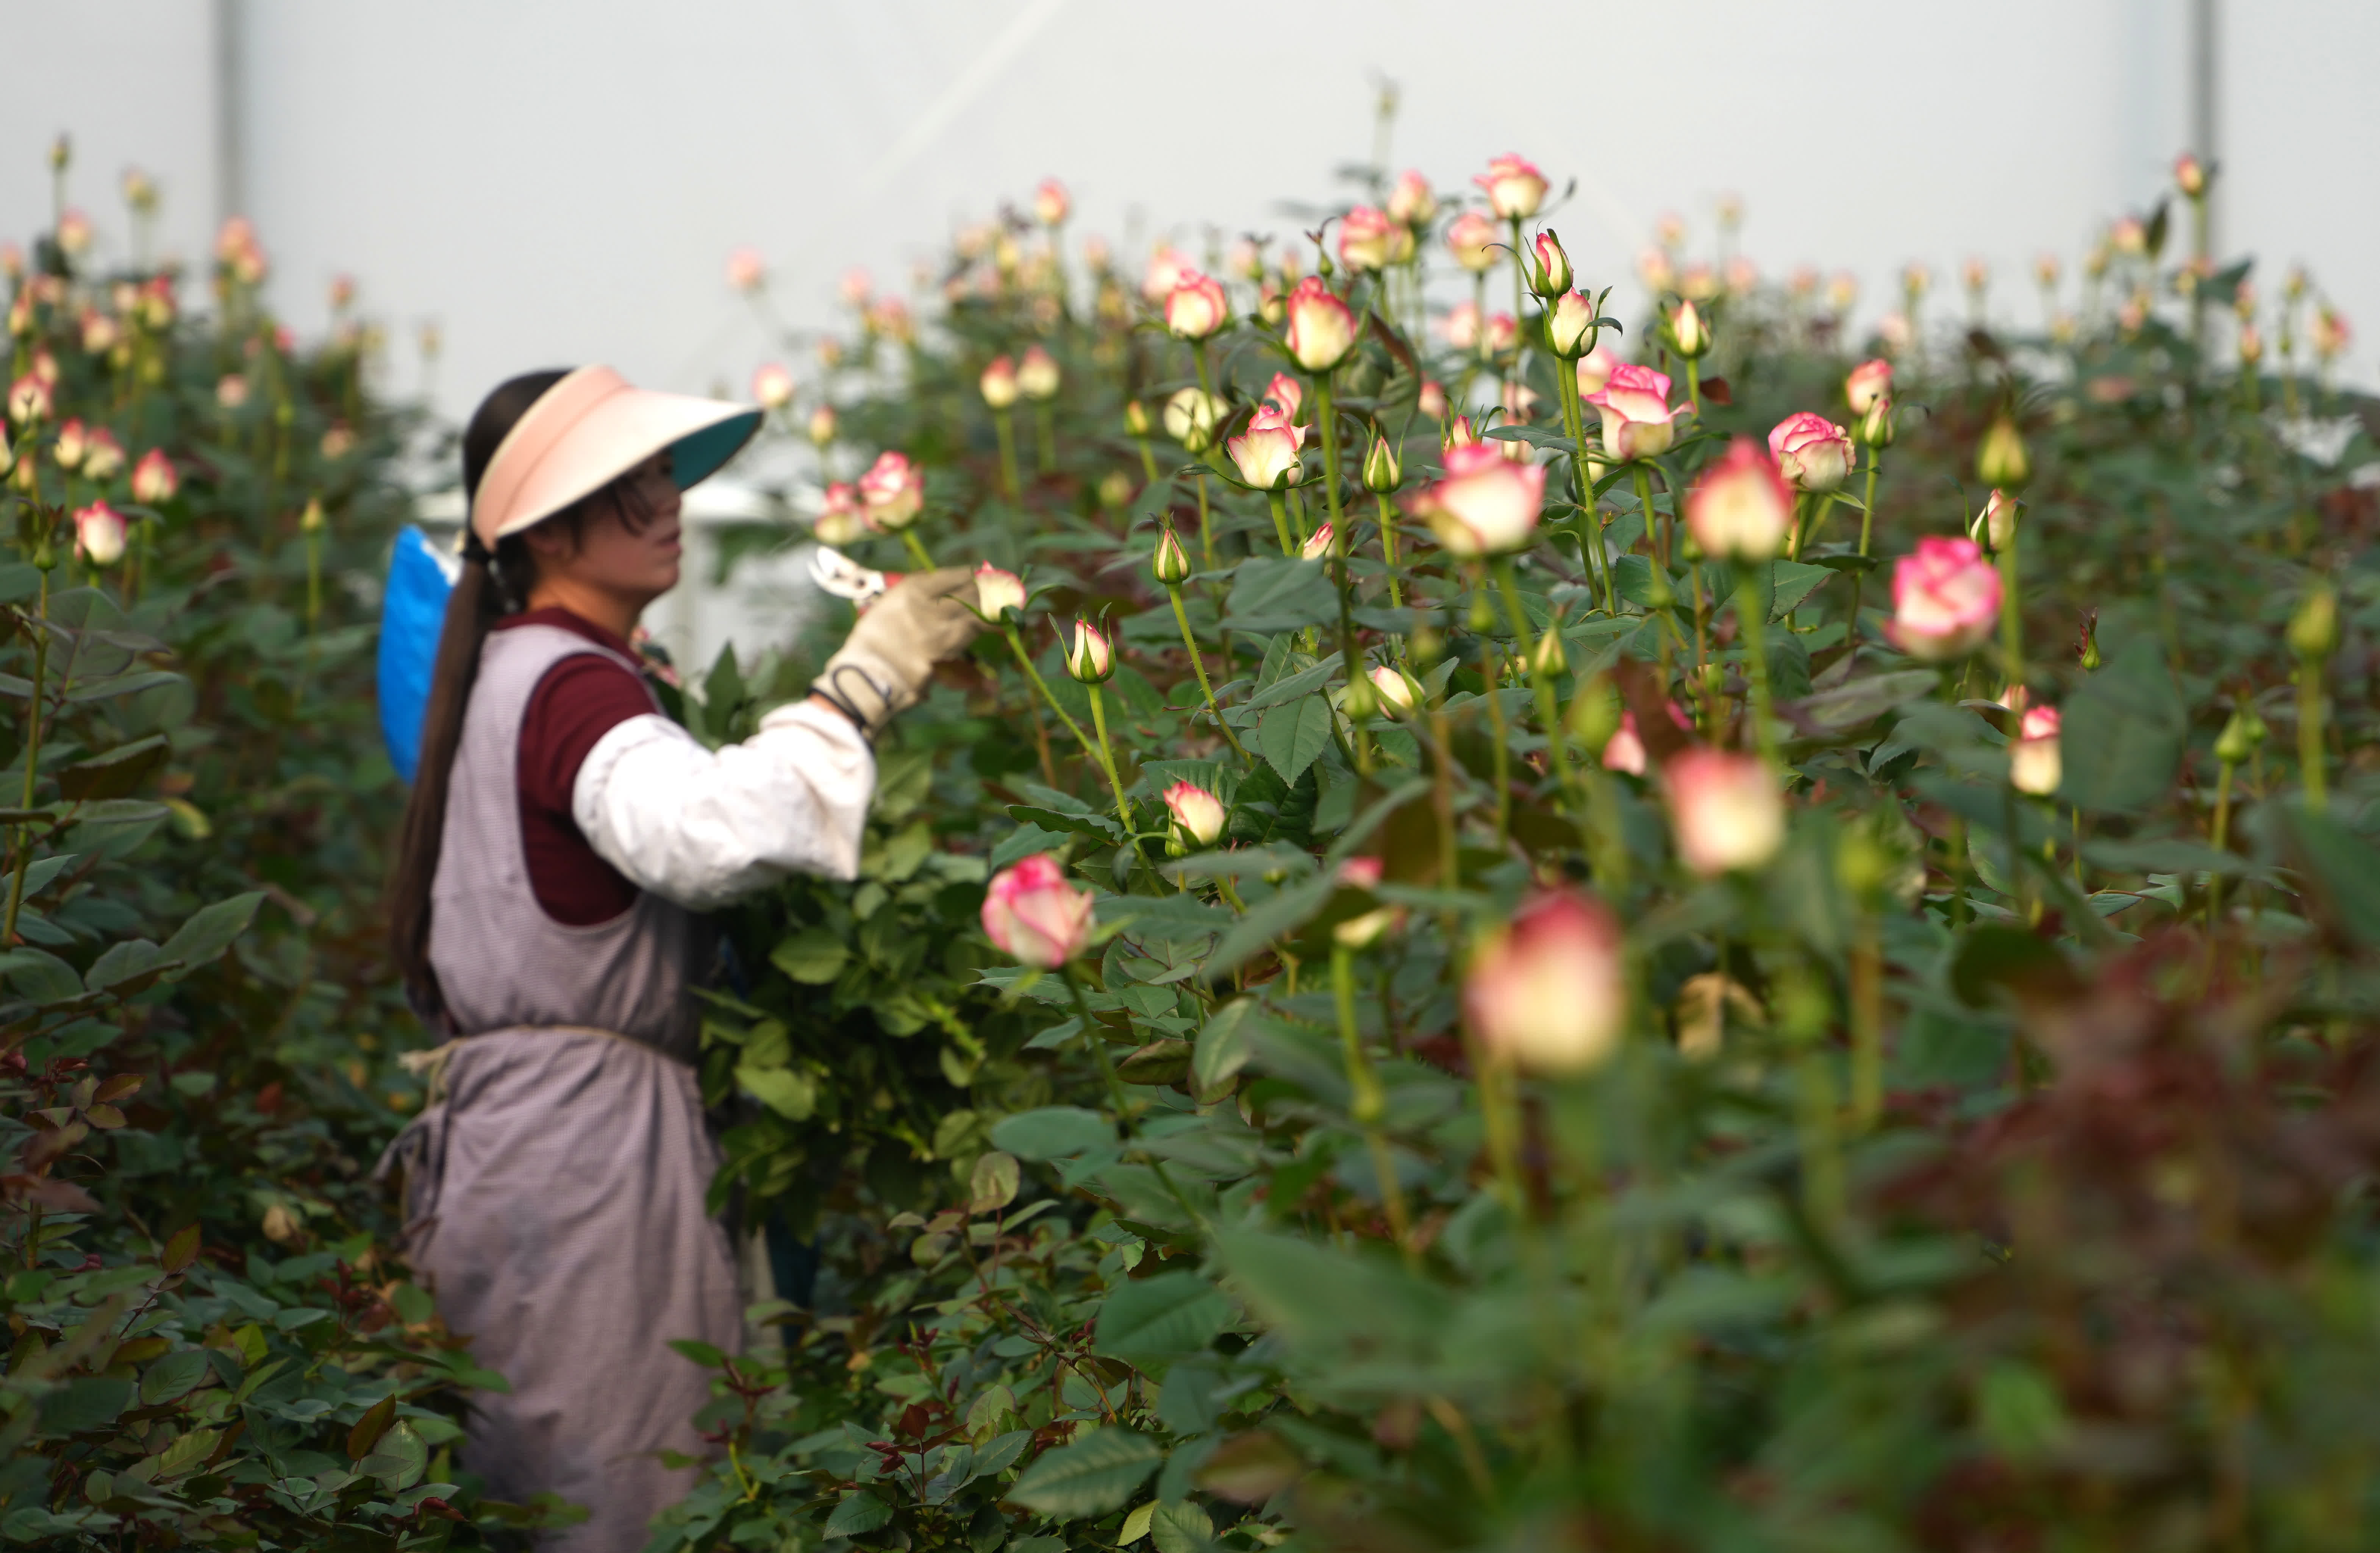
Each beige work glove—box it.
[811,567,985,735]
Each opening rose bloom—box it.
[1585,363,1685,461]
[1463,888,1627,1074]
[2010,705,2062,796]
[974,562,1026,620]
[73,501,127,565]
[1845,357,1892,415]
[1284,277,1358,373]
[814,483,869,545]
[130,448,177,504]
[1474,153,1548,220]
[1162,781,1227,851]
[1767,412,1853,494]
[1425,443,1544,557]
[1666,749,1785,876]
[981,854,1094,969]
[1226,404,1306,491]
[1446,210,1499,274]
[1338,206,1396,273]
[1685,439,1795,562]
[979,356,1020,410]
[1888,536,2002,661]
[1164,269,1229,341]
[1261,371,1303,423]
[1164,386,1225,453]
[1576,343,1620,398]
[1016,346,1061,401]
[1601,710,1647,775]
[1387,170,1437,228]
[1300,523,1334,561]
[751,363,794,411]
[1033,177,1070,227]
[858,450,925,531]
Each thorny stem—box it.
[1167,584,1246,759]
[1332,944,1415,1262]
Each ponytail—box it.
[386,368,571,1020]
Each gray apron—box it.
[384,623,739,1552]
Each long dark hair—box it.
[388,370,594,1019]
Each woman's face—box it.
[526,453,683,608]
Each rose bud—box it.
[751,363,794,410]
[1855,394,1896,449]
[1637,245,1677,293]
[1034,177,1070,226]
[1887,536,2002,661]
[1685,439,1795,562]
[1546,291,1596,358]
[56,208,92,258]
[1226,404,1306,491]
[130,449,177,504]
[1285,277,1359,373]
[1387,170,1437,228]
[1529,230,1572,298]
[2010,705,2061,796]
[1425,443,1545,557]
[73,501,127,565]
[1017,345,1061,401]
[52,418,87,471]
[1474,153,1548,220]
[1150,527,1193,588]
[1261,371,1303,422]
[1063,616,1114,683]
[1164,386,1226,453]
[8,374,52,426]
[1666,749,1785,876]
[1969,489,2018,552]
[1361,434,1402,493]
[217,374,249,409]
[1367,663,1418,716]
[1667,298,1711,358]
[81,429,123,482]
[78,309,117,356]
[1600,710,1647,776]
[1443,414,1481,450]
[2237,324,2264,365]
[724,246,766,293]
[1339,206,1396,273]
[1124,399,1152,437]
[1485,313,1518,354]
[1463,888,1628,1075]
[974,562,1027,619]
[1299,522,1335,561]
[2288,582,2339,663]
[1584,363,1684,461]
[300,498,327,535]
[814,482,869,545]
[979,355,1020,409]
[1844,358,1893,416]
[806,402,838,448]
[1141,242,1191,303]
[1417,379,1449,421]
[858,450,925,531]
[1975,414,2031,489]
[1766,412,1853,494]
[2174,152,2207,197]
[1575,343,1619,398]
[981,854,1094,969]
[1164,270,1229,340]
[1162,781,1227,853]
[1446,210,1500,274]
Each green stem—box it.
[900,530,936,572]
[1735,562,1782,770]
[992,409,1020,499]
[1554,362,1607,607]
[1167,585,1246,759]
[1135,437,1159,488]
[5,564,54,944]
[1481,637,1513,848]
[1375,493,1403,614]
[1332,944,1414,1261]
[1998,521,2023,698]
[1033,404,1056,474]
[1195,469,1216,571]
[1060,962,1204,1229]
[2299,665,2327,815]
[1086,684,1133,836]
[1847,449,1883,645]
[1631,465,1661,569]
[1313,376,1361,713]
[1002,624,1093,753]
[1685,356,1702,415]
[1265,490,1295,556]
[1493,557,1579,823]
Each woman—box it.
[384,366,979,1549]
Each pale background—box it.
[2,0,2372,661]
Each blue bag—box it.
[378,526,459,783]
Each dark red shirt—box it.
[492,607,658,924]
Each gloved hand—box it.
[810,567,985,735]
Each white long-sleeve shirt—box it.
[571,699,875,910]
